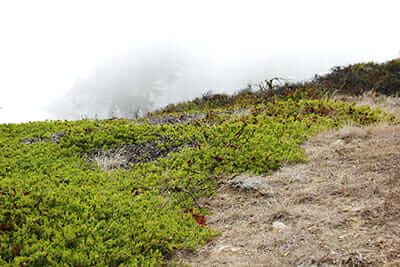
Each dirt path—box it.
[171,96,400,266]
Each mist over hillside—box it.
[1,1,399,124]
[46,44,366,121]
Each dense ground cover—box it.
[1,60,399,266]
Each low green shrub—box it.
[1,93,398,265]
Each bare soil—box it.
[170,95,400,266]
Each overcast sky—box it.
[0,1,399,123]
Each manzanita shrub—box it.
[1,96,398,266]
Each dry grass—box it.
[170,96,400,266]
[333,90,400,115]
[93,147,128,171]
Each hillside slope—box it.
[1,60,399,266]
[172,94,400,266]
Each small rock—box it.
[215,245,242,254]
[331,139,345,147]
[230,175,270,193]
[272,221,288,231]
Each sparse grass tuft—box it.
[93,147,128,171]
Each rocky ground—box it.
[170,94,400,266]
[89,108,252,171]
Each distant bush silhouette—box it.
[154,59,400,115]
[314,59,400,96]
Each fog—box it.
[46,43,370,120]
[1,1,399,123]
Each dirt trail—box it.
[171,95,400,266]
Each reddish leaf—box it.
[193,214,207,226]
[184,209,207,227]
[12,245,20,257]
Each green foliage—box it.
[152,59,399,116]
[1,68,399,265]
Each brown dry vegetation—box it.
[170,96,400,266]
[333,90,400,116]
